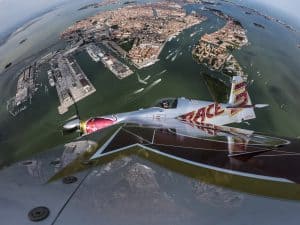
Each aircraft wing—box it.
[52,118,298,185]
[1,122,300,224]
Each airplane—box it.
[63,75,281,157]
[64,76,266,134]
[58,75,300,185]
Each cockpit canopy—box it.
[153,98,178,109]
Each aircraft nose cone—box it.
[63,118,80,130]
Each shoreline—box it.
[61,2,206,70]
[130,20,205,69]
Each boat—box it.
[144,75,151,81]
[45,85,49,94]
[171,53,178,61]
[47,70,55,87]
[158,70,167,75]
[190,31,198,37]
[86,47,100,62]
[137,73,148,85]
[165,52,173,60]
[150,78,162,87]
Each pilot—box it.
[161,100,169,109]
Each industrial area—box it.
[6,64,38,116]
[86,44,133,79]
[49,53,96,114]
[7,46,96,116]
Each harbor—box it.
[6,64,38,117]
[49,53,96,114]
[86,44,134,79]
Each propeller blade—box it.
[67,90,80,120]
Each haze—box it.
[0,0,71,36]
[0,0,299,37]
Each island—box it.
[4,62,12,69]
[192,18,248,78]
[220,0,298,33]
[19,38,27,44]
[123,1,136,5]
[78,0,118,11]
[253,22,265,29]
[62,2,206,69]
[78,3,99,11]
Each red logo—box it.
[179,103,224,123]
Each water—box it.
[0,0,159,165]
[211,2,300,137]
[0,0,300,218]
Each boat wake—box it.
[143,79,162,93]
[133,88,144,94]
[137,73,148,85]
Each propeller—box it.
[62,90,82,136]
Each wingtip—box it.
[255,104,269,108]
[228,149,272,161]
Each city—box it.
[86,44,133,79]
[62,2,206,68]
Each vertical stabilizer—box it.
[228,76,256,122]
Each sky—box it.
[248,0,300,21]
[0,0,71,36]
[0,0,299,36]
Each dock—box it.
[49,54,96,114]
[6,64,38,116]
[86,44,133,79]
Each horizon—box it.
[0,0,299,37]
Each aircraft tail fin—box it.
[228,76,256,122]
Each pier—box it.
[6,64,38,116]
[86,44,133,79]
[49,53,96,114]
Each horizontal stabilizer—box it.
[228,149,272,161]
[226,104,269,109]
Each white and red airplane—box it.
[59,75,297,184]
[63,76,269,143]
